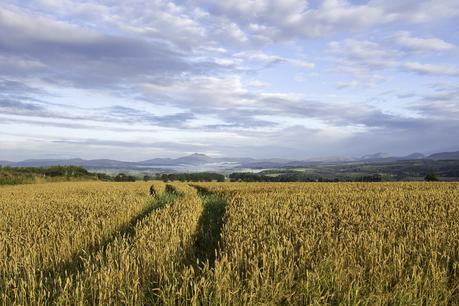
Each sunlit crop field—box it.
[1,181,458,305]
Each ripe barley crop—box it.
[1,181,458,305]
[193,182,459,305]
[0,181,152,305]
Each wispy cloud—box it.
[402,62,459,76]
[394,31,455,52]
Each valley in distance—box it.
[2,150,459,184]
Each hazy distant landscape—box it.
[2,151,459,182]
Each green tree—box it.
[424,173,439,181]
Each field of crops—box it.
[1,181,459,305]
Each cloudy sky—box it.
[1,0,458,161]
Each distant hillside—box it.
[140,154,254,166]
[428,151,459,160]
[358,152,425,162]
[360,152,393,160]
[0,166,100,185]
[174,153,215,164]
[403,153,425,159]
[12,158,137,168]
[0,153,253,171]
[1,150,459,172]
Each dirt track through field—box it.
[190,190,226,268]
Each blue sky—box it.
[0,0,458,161]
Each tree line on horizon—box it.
[0,165,443,186]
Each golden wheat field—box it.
[1,181,458,305]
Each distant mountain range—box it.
[428,151,459,160]
[1,151,459,172]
